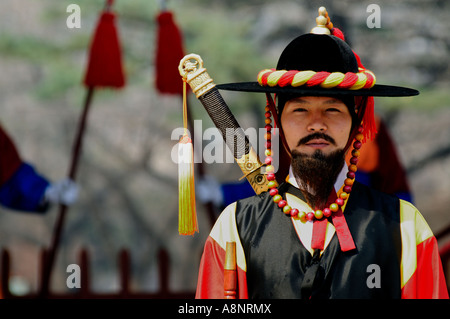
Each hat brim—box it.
[216,82,419,97]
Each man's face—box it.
[280,96,353,156]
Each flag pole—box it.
[39,87,95,297]
[39,0,124,296]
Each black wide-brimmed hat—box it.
[216,30,418,98]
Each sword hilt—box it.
[178,54,268,194]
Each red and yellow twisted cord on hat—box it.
[257,68,376,90]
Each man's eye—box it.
[326,108,341,112]
[294,108,307,112]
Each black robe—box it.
[236,181,401,298]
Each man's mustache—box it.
[297,132,337,147]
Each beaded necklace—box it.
[263,104,363,222]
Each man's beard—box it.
[291,148,346,210]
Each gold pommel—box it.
[178,54,216,98]
[310,6,332,35]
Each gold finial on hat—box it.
[310,6,333,35]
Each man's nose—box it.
[306,113,327,132]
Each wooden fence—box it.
[0,248,195,299]
[1,225,450,298]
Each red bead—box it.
[265,124,272,131]
[278,200,287,208]
[265,141,272,149]
[343,185,352,193]
[323,208,332,217]
[336,198,345,206]
[290,208,299,217]
[353,141,362,149]
[265,111,271,118]
[350,156,358,165]
[265,156,272,165]
[267,173,276,181]
[269,188,278,196]
[346,171,355,179]
[306,212,315,221]
[358,125,364,133]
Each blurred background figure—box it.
[345,114,413,203]
[0,124,78,213]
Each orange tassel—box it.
[178,134,198,235]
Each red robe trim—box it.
[401,235,449,298]
[196,236,248,299]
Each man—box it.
[0,124,78,213]
[195,8,448,299]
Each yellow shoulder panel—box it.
[399,199,434,288]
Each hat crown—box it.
[276,34,359,74]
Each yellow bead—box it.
[266,165,274,173]
[273,194,282,203]
[265,118,271,124]
[314,210,323,219]
[265,149,272,156]
[330,203,339,212]
[349,164,358,172]
[298,211,306,221]
[344,178,354,186]
[267,180,278,189]
[339,192,348,200]
[355,133,364,142]
[283,205,292,215]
